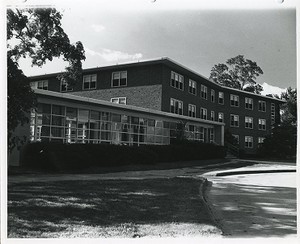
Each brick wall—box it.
[71,84,162,111]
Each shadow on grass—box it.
[8,177,213,237]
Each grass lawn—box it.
[8,177,221,238]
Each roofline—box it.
[33,89,225,127]
[29,57,285,103]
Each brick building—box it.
[9,57,283,165]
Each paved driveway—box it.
[202,162,297,237]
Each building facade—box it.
[29,58,283,154]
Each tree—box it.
[209,55,264,94]
[280,87,297,125]
[7,8,86,152]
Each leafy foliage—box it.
[280,87,297,125]
[7,8,85,152]
[209,55,263,94]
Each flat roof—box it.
[30,57,284,103]
[34,89,225,127]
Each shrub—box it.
[21,141,225,171]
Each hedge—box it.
[20,141,226,171]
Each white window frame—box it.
[201,85,207,99]
[258,137,265,144]
[211,89,215,103]
[83,74,97,90]
[258,100,266,112]
[112,71,127,87]
[210,128,214,143]
[245,97,253,110]
[218,92,224,104]
[170,98,183,115]
[230,94,239,107]
[60,80,73,92]
[245,136,253,148]
[211,111,215,121]
[200,108,207,120]
[230,114,239,127]
[258,118,266,130]
[188,79,197,95]
[218,112,224,123]
[245,116,253,129]
[110,97,127,105]
[171,71,184,90]
[31,80,48,90]
[188,104,196,118]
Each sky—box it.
[6,0,297,95]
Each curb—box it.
[216,169,296,177]
[198,177,231,237]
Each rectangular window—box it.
[171,71,184,90]
[245,97,253,110]
[258,100,266,112]
[218,112,224,123]
[170,98,183,115]
[31,80,48,90]
[245,136,253,148]
[200,108,207,120]
[188,80,197,95]
[210,128,214,143]
[211,111,215,121]
[230,94,239,107]
[83,74,97,90]
[230,114,239,127]
[218,92,224,104]
[201,85,207,99]
[211,89,215,103]
[188,104,196,118]
[110,97,127,105]
[245,116,253,129]
[258,118,266,130]
[60,80,73,92]
[271,103,275,125]
[112,71,127,87]
[258,137,265,144]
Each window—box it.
[258,137,265,145]
[60,80,73,92]
[200,108,207,120]
[111,97,127,105]
[211,89,215,103]
[245,97,253,110]
[218,92,224,104]
[218,112,224,123]
[83,74,97,90]
[230,94,239,107]
[170,98,183,115]
[271,103,275,125]
[30,80,48,90]
[258,100,266,112]
[171,71,184,90]
[112,71,127,87]
[245,136,253,148]
[201,85,207,99]
[245,117,253,129]
[210,129,214,143]
[188,80,197,95]
[211,111,215,121]
[188,104,196,117]
[230,114,239,127]
[258,118,266,130]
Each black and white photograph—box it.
[1,0,298,242]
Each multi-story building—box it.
[9,57,283,165]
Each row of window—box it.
[233,135,265,149]
[171,71,268,112]
[170,98,267,129]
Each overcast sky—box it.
[11,0,297,94]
